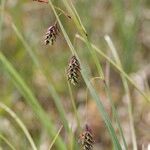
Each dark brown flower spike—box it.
[44,23,60,45]
[33,0,48,3]
[79,124,94,150]
[67,55,81,85]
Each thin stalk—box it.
[105,51,111,86]
[76,34,150,103]
[0,102,37,150]
[105,35,137,150]
[67,81,81,130]
[54,6,72,19]
[70,131,74,150]
[85,36,105,80]
[86,77,128,150]
[69,0,87,35]
[68,127,76,150]
[82,70,122,150]
[104,81,128,150]
[61,0,87,36]
[0,134,16,150]
[12,23,40,68]
[48,125,63,150]
[85,77,101,124]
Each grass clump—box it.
[0,0,149,149]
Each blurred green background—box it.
[0,0,150,149]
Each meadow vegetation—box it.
[0,0,150,150]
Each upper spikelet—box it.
[79,124,94,150]
[67,55,81,85]
[33,0,48,3]
[44,23,59,45]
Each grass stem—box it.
[105,35,137,150]
[0,102,37,150]
[76,34,150,103]
[0,134,16,150]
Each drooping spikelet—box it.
[67,55,81,85]
[33,0,48,3]
[44,23,59,45]
[79,124,94,150]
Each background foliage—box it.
[0,0,150,149]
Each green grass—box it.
[105,35,137,150]
[0,134,16,150]
[12,23,69,132]
[0,52,67,150]
[0,102,37,150]
[112,0,141,73]
[48,0,122,149]
[0,0,150,149]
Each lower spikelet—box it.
[44,23,59,45]
[79,124,94,150]
[67,55,81,85]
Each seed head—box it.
[67,55,81,85]
[79,124,94,150]
[33,0,48,3]
[44,23,59,45]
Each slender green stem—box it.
[0,134,16,150]
[105,35,137,150]
[86,36,104,80]
[70,131,74,150]
[104,81,128,150]
[61,0,87,35]
[54,6,72,19]
[86,77,128,150]
[0,52,67,150]
[48,125,63,150]
[12,23,40,67]
[76,34,150,103]
[0,102,37,150]
[69,0,87,35]
[67,81,81,130]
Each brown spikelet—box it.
[33,0,48,3]
[67,55,81,85]
[44,23,60,45]
[79,124,94,150]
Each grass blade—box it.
[0,134,16,150]
[87,77,128,150]
[48,125,63,150]
[104,82,128,150]
[105,35,137,150]
[82,69,122,150]
[67,81,81,130]
[0,52,67,150]
[12,23,69,131]
[0,102,37,150]
[76,34,150,103]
